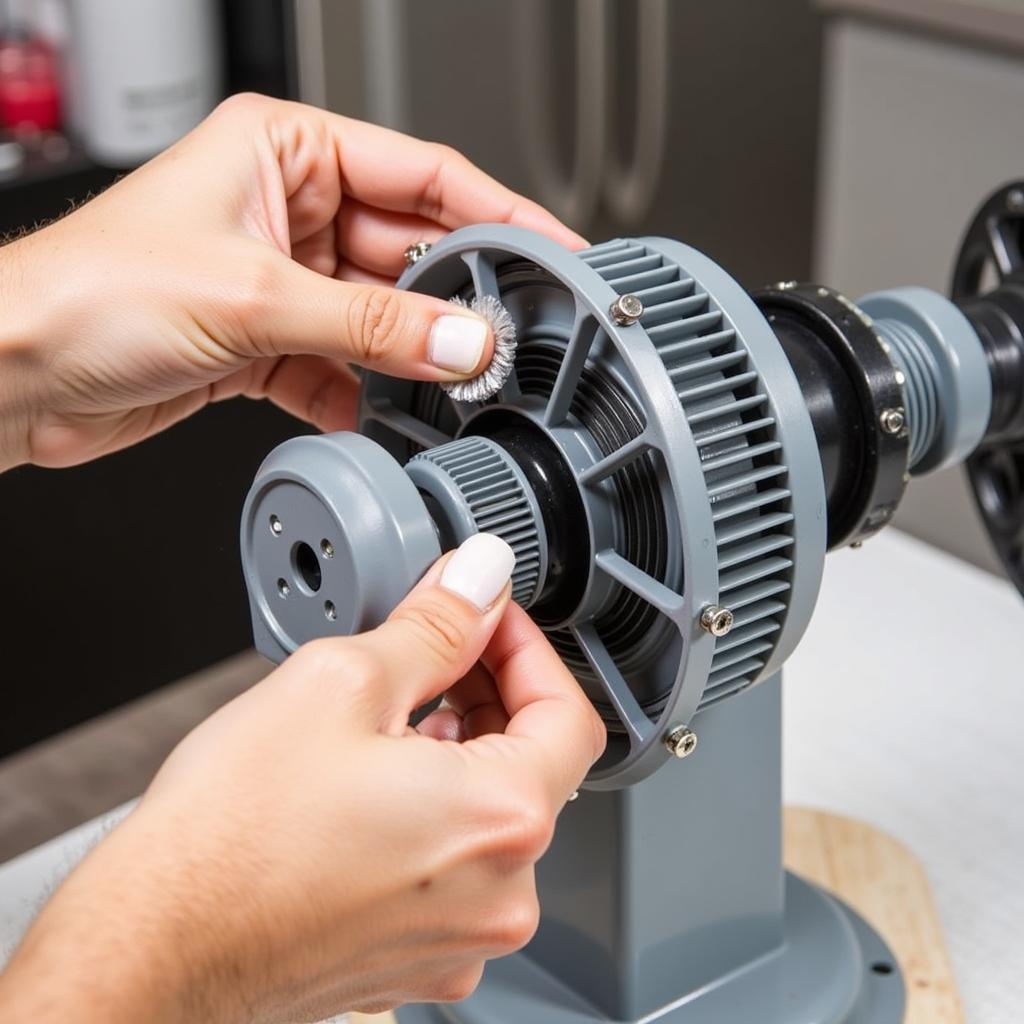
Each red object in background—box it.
[0,35,61,134]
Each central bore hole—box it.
[292,541,322,593]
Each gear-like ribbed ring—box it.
[406,436,547,606]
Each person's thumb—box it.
[241,252,495,381]
[347,534,516,731]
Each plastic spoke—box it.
[461,248,501,301]
[543,302,601,427]
[987,217,1023,278]
[365,399,452,449]
[572,622,654,748]
[450,400,476,424]
[594,549,685,620]
[578,433,654,486]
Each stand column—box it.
[526,672,784,1018]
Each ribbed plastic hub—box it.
[406,436,547,606]
[581,239,797,708]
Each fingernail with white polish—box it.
[429,315,488,373]
[441,534,515,611]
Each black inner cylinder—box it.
[956,275,1024,445]
[770,315,864,534]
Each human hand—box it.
[0,93,584,471]
[0,534,606,1023]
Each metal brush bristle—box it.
[440,294,517,403]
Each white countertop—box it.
[2,530,1021,1019]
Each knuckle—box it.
[348,287,404,363]
[226,253,284,351]
[214,91,269,120]
[497,795,555,866]
[394,599,469,664]
[289,639,379,700]
[487,897,541,954]
[431,964,484,1004]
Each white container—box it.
[66,0,221,166]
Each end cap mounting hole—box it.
[324,600,337,620]
[871,961,894,976]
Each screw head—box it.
[700,604,734,637]
[1008,188,1024,213]
[567,790,580,802]
[610,293,644,326]
[880,407,905,435]
[404,241,432,266]
[664,725,698,758]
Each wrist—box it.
[0,234,54,472]
[0,805,245,1024]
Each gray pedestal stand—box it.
[397,674,905,1023]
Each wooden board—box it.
[352,807,962,1024]
[784,807,963,1024]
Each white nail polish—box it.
[429,315,488,373]
[441,534,515,611]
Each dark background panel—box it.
[0,0,302,756]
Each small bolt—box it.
[270,515,283,536]
[321,539,335,559]
[817,286,830,298]
[700,604,734,637]
[880,408,905,435]
[850,540,864,549]
[567,790,580,802]
[404,241,432,266]
[664,725,698,759]
[610,293,644,326]
[1008,188,1024,213]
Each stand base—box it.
[356,809,962,1024]
[394,872,903,1024]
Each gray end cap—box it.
[858,286,991,473]
[240,432,441,662]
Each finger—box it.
[332,258,396,288]
[213,354,361,432]
[443,662,510,739]
[324,113,587,247]
[347,534,516,731]
[253,253,495,381]
[415,707,467,742]
[335,201,448,278]
[476,604,606,805]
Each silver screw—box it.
[610,293,644,326]
[700,604,734,637]
[270,515,283,536]
[1008,188,1024,213]
[321,539,335,559]
[567,790,580,802]
[880,407,905,435]
[664,725,698,759]
[850,540,864,549]
[404,241,432,266]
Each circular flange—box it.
[754,284,909,547]
[359,225,826,788]
[951,180,1024,597]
